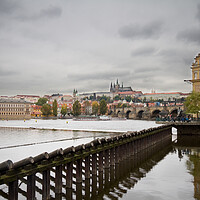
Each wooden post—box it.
[85,156,90,179]
[9,179,18,200]
[27,174,35,200]
[84,178,90,199]
[110,148,115,166]
[66,162,73,188]
[55,165,62,194]
[76,159,82,183]
[76,183,82,200]
[42,169,50,200]
[92,154,97,175]
[115,146,120,164]
[104,149,110,168]
[98,152,103,172]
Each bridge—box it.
[109,105,184,119]
[0,125,172,200]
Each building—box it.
[188,53,200,92]
[141,92,189,101]
[31,105,42,118]
[75,80,135,102]
[0,99,31,120]
[110,79,133,93]
[14,95,40,104]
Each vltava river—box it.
[0,119,199,200]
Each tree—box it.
[83,101,91,115]
[99,99,107,115]
[92,101,99,115]
[52,99,58,116]
[125,96,132,102]
[184,91,200,118]
[61,105,67,117]
[36,98,48,106]
[114,95,121,101]
[73,100,81,116]
[41,104,52,116]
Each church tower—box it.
[190,53,200,92]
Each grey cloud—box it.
[131,46,157,57]
[134,67,161,74]
[196,4,200,22]
[40,6,62,18]
[16,6,62,21]
[0,67,18,76]
[0,0,18,15]
[67,70,131,82]
[119,21,163,39]
[177,28,200,44]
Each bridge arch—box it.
[137,110,144,119]
[126,110,131,119]
[170,109,178,117]
[151,109,161,119]
[117,110,121,117]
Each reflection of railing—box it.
[0,125,172,200]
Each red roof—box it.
[144,92,182,95]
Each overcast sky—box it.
[0,0,200,96]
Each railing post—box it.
[110,148,115,166]
[76,159,82,183]
[104,149,110,168]
[27,174,35,200]
[42,169,50,200]
[85,156,90,179]
[55,165,62,194]
[9,179,18,200]
[66,162,73,188]
[92,154,97,175]
[98,151,103,172]
[115,146,120,164]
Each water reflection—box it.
[175,136,200,200]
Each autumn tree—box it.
[73,100,81,116]
[92,101,99,115]
[52,99,58,116]
[99,99,107,115]
[41,104,52,116]
[61,105,67,117]
[184,91,200,118]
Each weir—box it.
[0,125,172,200]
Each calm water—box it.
[0,119,199,200]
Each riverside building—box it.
[0,99,31,120]
[187,53,200,92]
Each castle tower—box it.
[190,53,200,92]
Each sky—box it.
[0,0,200,96]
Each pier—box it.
[0,125,172,200]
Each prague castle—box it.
[110,79,133,93]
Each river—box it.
[0,119,199,200]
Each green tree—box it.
[114,95,121,101]
[125,96,132,102]
[61,105,67,117]
[73,100,81,116]
[52,99,58,116]
[99,99,107,115]
[92,101,99,115]
[41,104,52,116]
[36,98,48,106]
[184,91,200,118]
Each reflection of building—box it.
[188,53,200,92]
[0,99,31,120]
